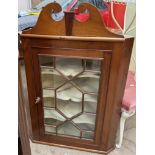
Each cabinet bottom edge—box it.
[30,139,115,154]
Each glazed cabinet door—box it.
[31,48,112,149]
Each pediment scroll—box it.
[24,2,65,35]
[72,2,123,37]
[23,2,123,38]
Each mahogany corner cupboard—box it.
[20,2,134,154]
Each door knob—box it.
[35,97,41,104]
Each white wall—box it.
[18,0,30,11]
[125,3,136,72]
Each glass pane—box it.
[43,89,55,111]
[57,122,80,137]
[82,132,94,140]
[44,108,65,125]
[44,118,61,126]
[73,114,96,131]
[56,57,83,77]
[43,89,55,98]
[41,67,66,89]
[85,59,101,71]
[45,125,56,134]
[43,97,55,108]
[84,94,97,113]
[73,71,100,93]
[57,99,82,118]
[39,55,54,67]
[39,56,102,140]
[57,83,82,102]
[78,70,100,78]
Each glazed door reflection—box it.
[38,55,102,140]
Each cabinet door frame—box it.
[31,47,112,149]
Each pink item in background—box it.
[116,71,136,148]
[122,71,136,112]
[105,2,126,29]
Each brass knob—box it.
[35,97,41,104]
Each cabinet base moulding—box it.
[31,139,115,154]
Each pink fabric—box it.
[122,71,136,112]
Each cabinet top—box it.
[21,2,133,41]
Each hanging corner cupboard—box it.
[20,2,134,154]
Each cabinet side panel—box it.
[101,38,134,150]
[19,65,32,155]
[95,52,112,145]
[21,38,40,140]
[19,60,33,139]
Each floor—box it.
[30,115,136,155]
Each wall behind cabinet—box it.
[18,0,31,11]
